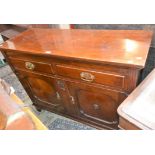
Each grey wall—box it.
[74,24,155,47]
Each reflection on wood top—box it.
[0,28,153,68]
[118,69,155,130]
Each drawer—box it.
[55,64,125,89]
[9,57,54,74]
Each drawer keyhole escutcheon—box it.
[57,81,66,91]
[80,72,95,82]
[70,96,75,104]
[93,104,100,110]
[25,62,35,70]
[56,92,61,100]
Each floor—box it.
[0,64,95,130]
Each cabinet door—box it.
[56,79,78,116]
[16,70,65,112]
[66,81,127,129]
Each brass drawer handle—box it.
[80,72,95,82]
[25,62,35,70]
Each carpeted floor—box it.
[37,110,95,130]
[48,118,94,130]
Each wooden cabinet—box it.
[0,29,152,129]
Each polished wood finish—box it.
[66,81,127,129]
[0,28,152,68]
[0,29,152,129]
[9,57,54,74]
[118,117,140,130]
[16,70,65,113]
[118,69,155,130]
[55,64,125,89]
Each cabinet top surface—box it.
[0,28,153,68]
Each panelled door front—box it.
[66,81,127,129]
[16,70,65,113]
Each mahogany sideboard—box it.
[0,29,152,129]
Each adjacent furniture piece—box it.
[0,79,47,130]
[0,24,50,41]
[118,69,155,130]
[0,29,152,129]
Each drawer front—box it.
[9,57,54,74]
[55,64,125,89]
